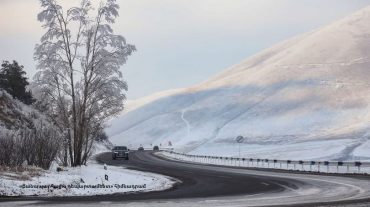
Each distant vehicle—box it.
[138,146,144,151]
[112,146,129,160]
[153,146,159,151]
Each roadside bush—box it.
[0,122,61,169]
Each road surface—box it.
[2,151,370,207]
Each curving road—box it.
[2,151,370,207]
[96,151,294,199]
[98,151,370,207]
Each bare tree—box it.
[34,0,135,166]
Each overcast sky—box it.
[1,0,370,99]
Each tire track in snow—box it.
[190,84,287,152]
[181,109,191,137]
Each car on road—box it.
[138,146,144,151]
[112,146,129,160]
[153,146,159,151]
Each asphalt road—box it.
[95,151,295,199]
[2,151,370,207]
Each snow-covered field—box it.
[0,160,175,197]
[106,6,370,161]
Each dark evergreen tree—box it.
[0,60,35,105]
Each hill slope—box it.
[107,6,370,161]
[0,89,46,133]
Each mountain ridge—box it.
[107,5,370,161]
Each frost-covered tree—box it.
[34,0,135,166]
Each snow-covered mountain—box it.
[107,6,370,161]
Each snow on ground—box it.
[106,6,370,162]
[353,140,370,160]
[190,139,358,161]
[0,160,176,197]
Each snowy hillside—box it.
[107,6,370,161]
[0,89,47,132]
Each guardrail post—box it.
[337,164,338,173]
[355,162,362,174]
[310,161,315,172]
[299,161,303,171]
[337,162,343,173]
[324,161,329,173]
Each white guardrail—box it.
[160,150,370,175]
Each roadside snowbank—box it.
[0,160,175,197]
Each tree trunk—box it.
[63,137,68,167]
